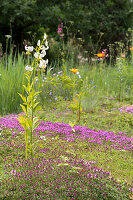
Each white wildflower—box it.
[37,40,41,46]
[34,52,46,60]
[44,33,47,40]
[76,71,81,78]
[25,65,33,71]
[39,59,48,69]
[40,136,46,141]
[25,46,33,52]
[34,52,39,59]
[40,45,49,52]
[45,40,48,47]
[40,52,45,58]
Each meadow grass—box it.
[0,101,133,199]
[0,101,133,200]
[0,52,26,115]
[0,50,133,115]
[0,51,133,199]
[42,99,133,182]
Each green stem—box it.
[78,103,80,122]
[119,77,122,102]
[30,134,33,158]
[25,131,28,160]
[78,95,81,122]
[30,101,33,158]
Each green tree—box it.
[0,0,132,58]
[0,0,38,51]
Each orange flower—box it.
[73,98,78,103]
[95,53,105,58]
[130,47,133,51]
[70,68,79,74]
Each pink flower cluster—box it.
[1,114,132,199]
[102,49,109,58]
[119,105,133,114]
[2,156,131,199]
[57,21,64,37]
[0,113,132,151]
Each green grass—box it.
[0,50,133,116]
[0,48,133,199]
[0,100,133,199]
[42,99,133,182]
[0,52,26,115]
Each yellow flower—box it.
[69,68,79,74]
[95,53,105,58]
[130,47,133,51]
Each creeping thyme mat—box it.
[0,113,133,151]
[0,113,133,199]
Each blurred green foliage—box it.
[0,0,132,59]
